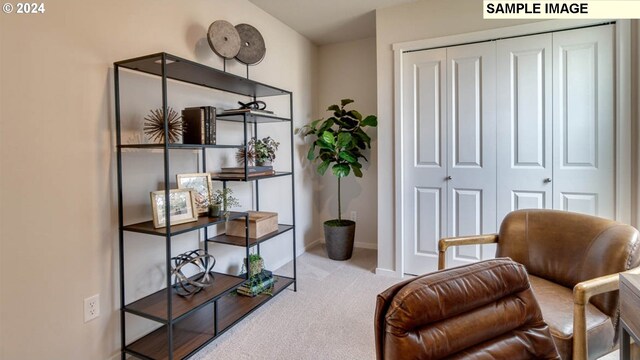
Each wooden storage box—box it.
[226,211,278,239]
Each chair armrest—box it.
[437,234,498,270]
[572,266,640,360]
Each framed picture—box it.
[176,173,213,215]
[150,189,198,228]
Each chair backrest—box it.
[496,209,640,318]
[375,258,560,359]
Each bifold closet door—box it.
[552,25,614,218]
[445,42,497,269]
[402,48,447,275]
[496,34,553,224]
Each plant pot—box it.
[256,159,272,167]
[323,220,356,260]
[208,203,222,217]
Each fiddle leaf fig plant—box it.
[298,99,377,223]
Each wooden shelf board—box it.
[125,272,245,322]
[211,172,292,182]
[207,224,294,247]
[126,304,215,360]
[123,212,248,237]
[115,53,290,98]
[217,276,295,331]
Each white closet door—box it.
[496,34,553,224]
[402,49,447,275]
[553,25,615,218]
[446,42,497,268]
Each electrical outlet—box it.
[350,211,357,222]
[84,294,100,323]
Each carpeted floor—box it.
[192,245,400,360]
[192,244,620,360]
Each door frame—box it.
[391,19,632,278]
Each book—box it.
[182,106,217,145]
[220,108,275,116]
[237,278,275,297]
[220,166,274,173]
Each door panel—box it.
[497,34,553,223]
[403,49,447,275]
[447,42,497,268]
[553,25,614,218]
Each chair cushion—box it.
[529,275,615,359]
[376,259,559,359]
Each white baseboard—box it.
[375,267,403,278]
[311,238,377,250]
[354,241,377,250]
[303,238,322,252]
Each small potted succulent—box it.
[209,188,240,218]
[236,136,280,166]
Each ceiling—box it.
[249,0,418,45]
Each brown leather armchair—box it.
[375,258,560,359]
[439,209,640,360]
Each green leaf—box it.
[341,99,354,107]
[332,164,350,178]
[339,151,357,163]
[321,131,335,145]
[327,104,340,112]
[361,115,378,127]
[316,139,333,150]
[317,160,330,176]
[351,164,363,177]
[336,132,352,149]
[348,110,362,120]
[318,119,335,134]
[307,143,316,161]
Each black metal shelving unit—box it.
[114,52,297,360]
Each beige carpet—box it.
[192,244,620,360]
[192,245,400,360]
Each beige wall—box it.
[375,0,562,274]
[0,0,318,359]
[315,37,378,248]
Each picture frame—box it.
[176,173,213,215]
[150,189,198,228]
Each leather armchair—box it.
[439,209,640,360]
[375,258,560,359]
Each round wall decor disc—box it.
[207,20,241,59]
[235,23,266,65]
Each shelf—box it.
[216,113,291,123]
[207,224,294,247]
[126,304,215,360]
[115,53,290,98]
[125,276,294,360]
[118,143,243,150]
[211,171,292,182]
[124,272,245,322]
[123,212,248,237]
[218,276,295,331]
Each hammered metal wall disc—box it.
[235,23,266,65]
[207,20,241,59]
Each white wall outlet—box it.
[350,211,357,222]
[84,294,100,323]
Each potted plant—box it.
[236,136,280,166]
[298,99,377,260]
[209,188,240,218]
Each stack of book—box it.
[214,166,275,179]
[220,108,274,116]
[182,106,216,145]
[237,270,275,297]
